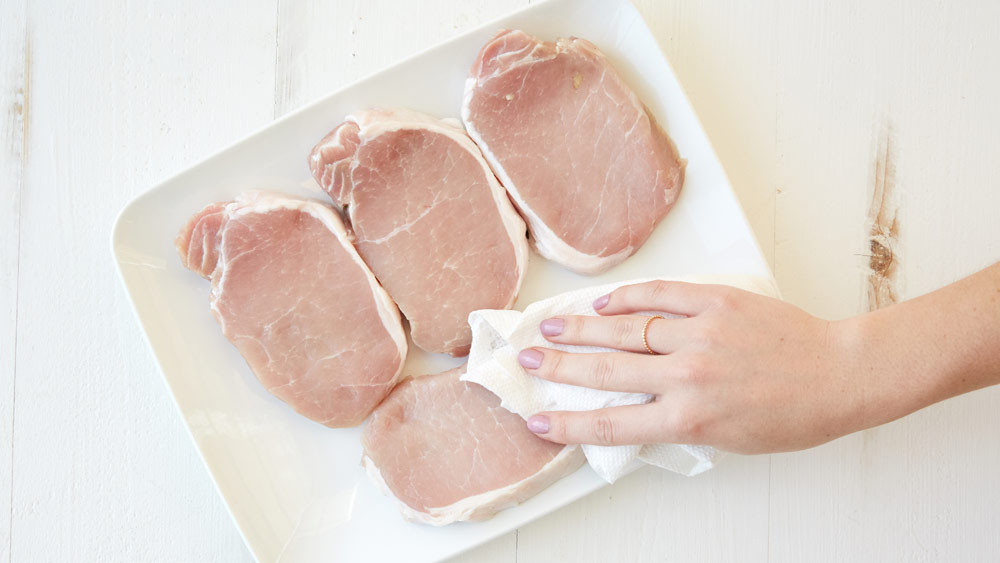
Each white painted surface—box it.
[1,2,26,561]
[3,0,999,561]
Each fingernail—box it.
[593,294,610,310]
[517,349,543,370]
[540,318,564,336]
[527,415,550,434]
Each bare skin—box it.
[519,263,1000,454]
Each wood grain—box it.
[0,1,27,560]
[866,121,900,310]
[273,0,532,119]
[765,1,1000,561]
[516,456,770,562]
[8,1,278,560]
[3,0,1000,561]
[635,0,780,271]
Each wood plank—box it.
[8,1,278,560]
[767,0,1000,560]
[7,0,999,561]
[635,0,780,271]
[517,456,770,562]
[272,2,528,560]
[273,0,532,118]
[0,2,26,559]
[508,2,779,561]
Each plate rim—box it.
[110,0,773,559]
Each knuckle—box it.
[587,355,616,390]
[693,322,721,348]
[540,413,565,442]
[676,355,710,384]
[713,287,738,310]
[670,406,705,441]
[551,414,567,440]
[543,350,565,381]
[611,317,637,349]
[591,414,619,446]
[648,280,672,305]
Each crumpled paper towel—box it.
[462,274,781,483]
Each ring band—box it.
[642,315,663,355]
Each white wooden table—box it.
[3,1,999,561]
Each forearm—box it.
[839,262,1000,431]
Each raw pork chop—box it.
[361,366,584,525]
[308,108,528,357]
[176,192,407,427]
[462,29,685,275]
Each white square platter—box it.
[112,0,773,560]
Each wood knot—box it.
[865,119,900,310]
[869,237,893,275]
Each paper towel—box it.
[462,274,781,483]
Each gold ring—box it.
[642,315,663,355]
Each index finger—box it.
[593,280,725,317]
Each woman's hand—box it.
[518,266,1000,454]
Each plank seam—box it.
[8,21,30,563]
[273,0,282,119]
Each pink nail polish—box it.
[518,349,543,369]
[540,318,564,336]
[527,415,550,434]
[593,294,609,310]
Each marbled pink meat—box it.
[361,367,584,525]
[463,29,685,274]
[309,108,528,357]
[176,192,406,427]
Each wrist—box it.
[827,314,885,434]
[831,303,957,433]
[819,264,1000,440]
